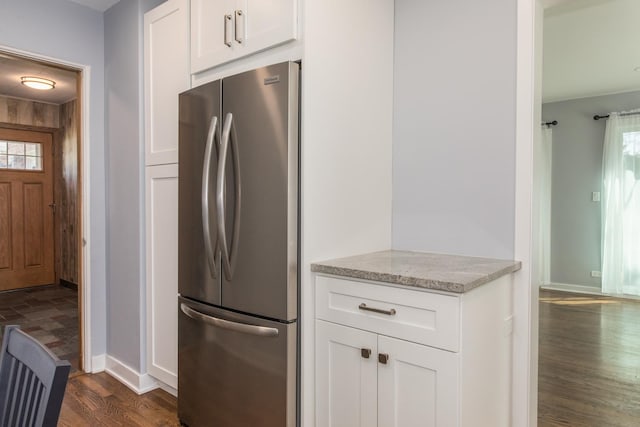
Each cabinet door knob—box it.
[378,353,389,364]
[361,348,371,359]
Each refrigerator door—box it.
[178,296,297,427]
[218,61,299,321]
[178,80,222,306]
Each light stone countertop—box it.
[311,250,522,293]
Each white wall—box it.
[301,0,394,424]
[0,0,107,357]
[104,0,165,373]
[392,0,517,259]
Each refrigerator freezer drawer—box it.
[178,297,297,427]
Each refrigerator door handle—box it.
[180,303,279,337]
[217,112,242,280]
[202,115,220,279]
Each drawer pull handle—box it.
[361,348,371,359]
[358,303,396,316]
[378,353,389,364]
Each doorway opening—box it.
[0,50,84,374]
[533,0,640,424]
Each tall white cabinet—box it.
[144,164,179,388]
[144,0,393,422]
[144,0,189,390]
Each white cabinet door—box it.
[145,164,179,388]
[316,320,378,427]
[144,0,190,165]
[377,336,459,427]
[190,0,236,72]
[191,0,297,73]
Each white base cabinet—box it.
[317,321,459,427]
[316,321,378,427]
[377,334,458,427]
[315,274,513,427]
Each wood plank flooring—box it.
[538,289,640,426]
[53,288,640,425]
[58,372,179,426]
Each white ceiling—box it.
[543,0,640,102]
[0,52,78,105]
[0,1,121,105]
[65,0,121,12]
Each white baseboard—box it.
[542,282,640,301]
[105,355,159,395]
[541,282,603,295]
[158,381,178,397]
[91,354,106,373]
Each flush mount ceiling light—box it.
[20,76,55,90]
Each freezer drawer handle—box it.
[217,112,242,280]
[202,115,220,279]
[180,303,279,337]
[358,303,396,316]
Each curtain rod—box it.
[542,120,558,126]
[594,111,640,120]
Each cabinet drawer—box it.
[316,275,460,352]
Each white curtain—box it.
[601,111,640,295]
[535,126,553,286]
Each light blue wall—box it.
[104,0,165,372]
[0,0,107,357]
[543,91,640,288]
[392,0,517,259]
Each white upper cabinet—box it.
[144,0,190,165]
[191,0,297,73]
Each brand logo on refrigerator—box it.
[264,75,280,85]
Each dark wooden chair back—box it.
[0,325,70,427]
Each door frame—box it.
[0,45,93,373]
[514,0,542,426]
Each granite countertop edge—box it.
[310,252,522,294]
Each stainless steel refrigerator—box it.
[177,61,299,427]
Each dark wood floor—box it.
[538,289,640,426]
[59,372,179,426]
[56,289,640,425]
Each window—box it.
[623,131,640,180]
[623,131,640,156]
[0,140,43,171]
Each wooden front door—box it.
[0,128,55,290]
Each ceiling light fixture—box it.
[20,76,56,90]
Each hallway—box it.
[0,285,79,373]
